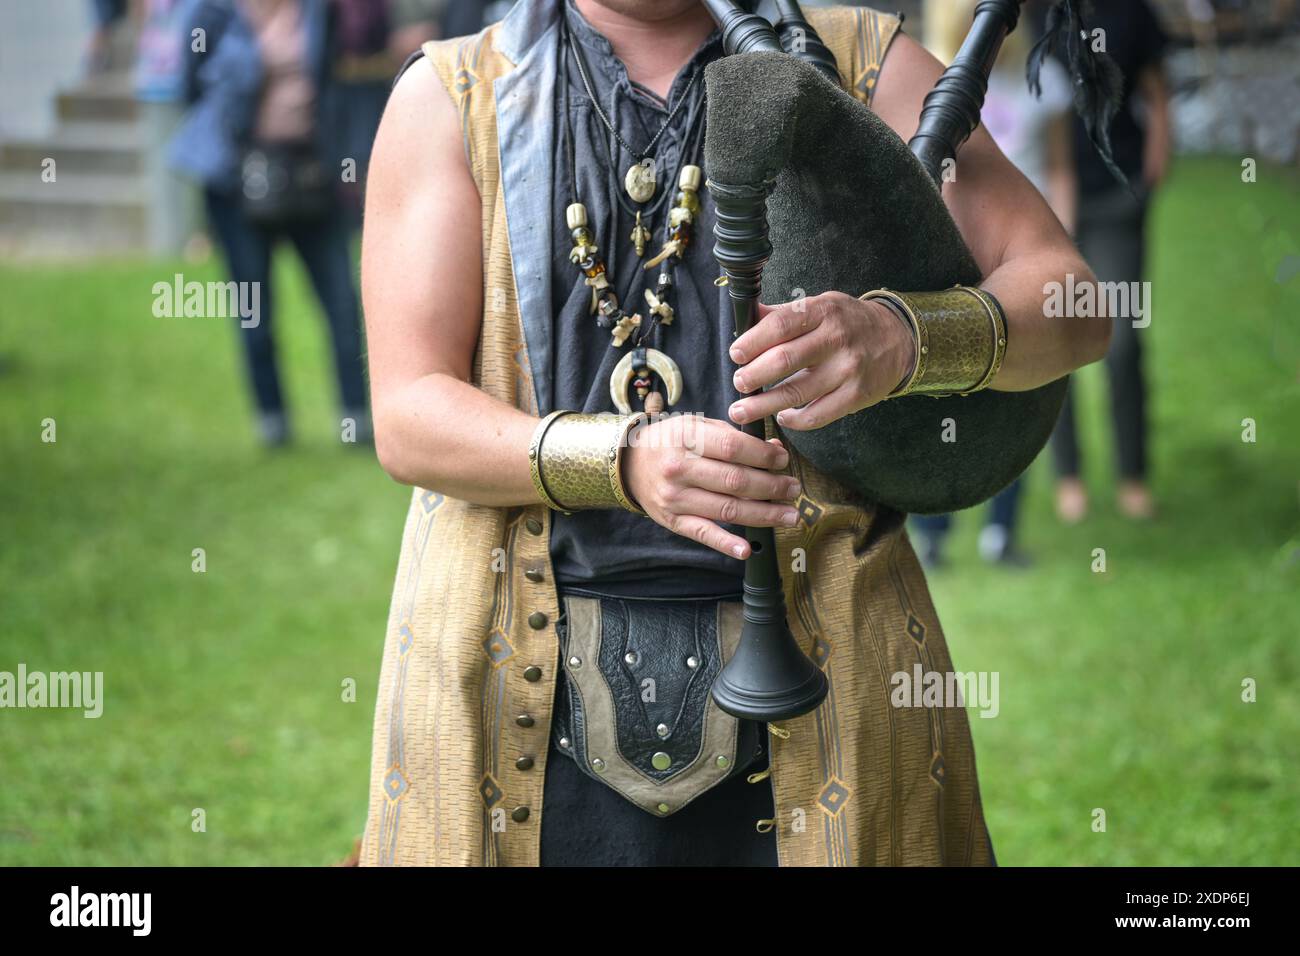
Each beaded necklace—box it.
[558,11,709,415]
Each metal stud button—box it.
[528,611,547,629]
[511,806,530,822]
[516,714,535,728]
[523,665,542,682]
[559,737,571,749]
[515,755,535,771]
[525,568,544,583]
[525,518,543,535]
[651,751,672,771]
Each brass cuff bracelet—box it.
[860,286,1008,398]
[529,411,647,516]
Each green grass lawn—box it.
[1,156,1298,866]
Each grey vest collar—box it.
[495,0,563,412]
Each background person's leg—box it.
[911,513,954,568]
[203,190,285,445]
[1049,382,1088,523]
[1082,191,1154,518]
[1108,306,1152,514]
[287,211,370,444]
[980,477,1029,566]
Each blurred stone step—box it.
[0,121,145,176]
[0,170,148,255]
[0,169,146,206]
[56,80,139,124]
[0,214,148,258]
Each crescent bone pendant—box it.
[609,348,683,414]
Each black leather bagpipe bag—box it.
[704,52,1068,515]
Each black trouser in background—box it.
[1050,187,1151,481]
[204,188,367,419]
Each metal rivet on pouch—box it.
[624,651,637,665]
[686,656,699,670]
[716,755,731,769]
[656,803,670,815]
[652,752,672,770]
[591,757,606,773]
[568,656,582,669]
[559,737,571,749]
[656,723,670,738]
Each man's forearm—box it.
[373,374,540,505]
[982,249,1109,392]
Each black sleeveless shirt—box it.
[546,2,745,598]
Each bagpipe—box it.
[701,0,1123,721]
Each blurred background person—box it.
[1050,0,1171,523]
[136,0,205,256]
[910,0,1079,568]
[331,0,394,228]
[440,0,511,36]
[85,0,129,73]
[386,0,445,55]
[168,0,369,447]
[330,1,442,228]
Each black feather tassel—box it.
[1027,0,1128,188]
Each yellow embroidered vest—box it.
[360,4,994,867]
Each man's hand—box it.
[727,291,916,431]
[624,415,802,559]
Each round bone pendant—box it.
[624,158,657,203]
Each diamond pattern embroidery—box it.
[483,628,513,665]
[929,753,947,787]
[906,614,927,646]
[818,778,851,816]
[479,774,502,808]
[453,67,478,97]
[855,67,880,101]
[383,765,409,802]
[812,634,833,667]
[795,495,823,527]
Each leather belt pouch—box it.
[552,594,763,817]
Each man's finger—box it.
[729,298,824,365]
[665,513,752,559]
[776,381,864,431]
[673,490,802,530]
[729,366,841,425]
[732,325,833,395]
[683,457,802,501]
[689,421,790,470]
